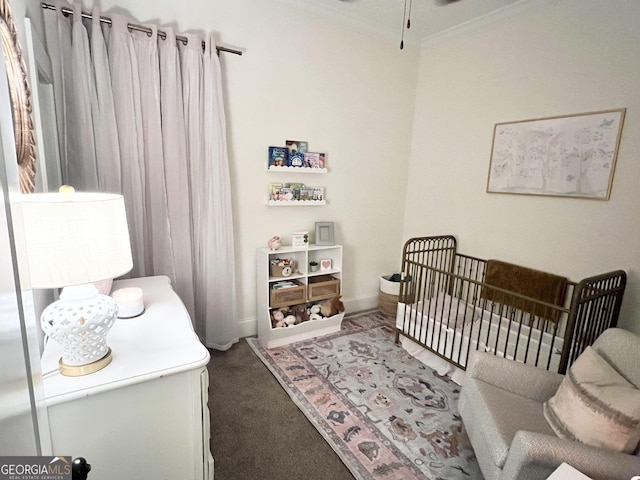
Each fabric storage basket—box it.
[378,291,398,316]
[270,260,295,277]
[378,275,412,316]
[307,275,340,302]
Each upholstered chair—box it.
[459,328,640,480]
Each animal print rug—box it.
[247,310,483,480]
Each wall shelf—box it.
[267,165,327,174]
[265,199,326,206]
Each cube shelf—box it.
[257,244,343,348]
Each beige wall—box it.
[11,0,640,336]
[18,0,419,335]
[404,0,640,333]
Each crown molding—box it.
[269,0,423,48]
[420,0,560,47]
[268,0,554,50]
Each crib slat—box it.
[395,236,626,377]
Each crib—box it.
[394,235,626,383]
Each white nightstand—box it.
[41,276,213,480]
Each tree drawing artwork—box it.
[487,109,625,200]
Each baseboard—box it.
[343,294,378,315]
[237,293,380,339]
[238,317,258,339]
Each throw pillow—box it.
[543,346,640,453]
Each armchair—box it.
[459,328,640,480]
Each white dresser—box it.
[41,276,213,480]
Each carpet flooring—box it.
[208,310,481,480]
[247,311,482,480]
[208,335,355,480]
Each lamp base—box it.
[42,284,118,374]
[58,348,113,377]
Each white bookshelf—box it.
[256,244,344,348]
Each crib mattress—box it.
[396,292,564,383]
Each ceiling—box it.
[288,0,525,45]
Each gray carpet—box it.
[208,337,355,480]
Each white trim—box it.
[420,0,557,47]
[238,316,257,339]
[343,294,379,315]
[269,0,416,46]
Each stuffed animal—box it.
[272,309,286,328]
[309,313,323,321]
[292,304,309,324]
[268,236,282,251]
[283,315,297,327]
[320,296,345,317]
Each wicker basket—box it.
[378,275,412,316]
[270,282,306,308]
[378,291,398,317]
[307,275,340,301]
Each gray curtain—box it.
[44,0,238,350]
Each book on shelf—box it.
[269,183,283,200]
[304,152,325,169]
[299,186,314,201]
[312,187,324,201]
[284,182,304,199]
[289,152,305,167]
[285,140,308,153]
[277,187,294,201]
[272,281,297,290]
[268,146,289,167]
[268,182,325,202]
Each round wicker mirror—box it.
[0,0,36,193]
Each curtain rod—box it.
[41,2,243,56]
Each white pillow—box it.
[543,346,640,453]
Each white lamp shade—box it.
[19,192,133,288]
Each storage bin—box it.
[270,281,306,308]
[270,260,295,277]
[307,275,340,302]
[378,274,413,316]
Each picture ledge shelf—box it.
[267,165,327,174]
[266,199,326,206]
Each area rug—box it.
[247,310,483,480]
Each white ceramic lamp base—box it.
[41,283,117,376]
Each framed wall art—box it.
[486,108,625,200]
[315,222,335,246]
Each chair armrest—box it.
[501,431,640,480]
[465,350,564,402]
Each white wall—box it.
[48,0,419,335]
[404,0,640,333]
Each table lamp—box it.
[19,187,133,376]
